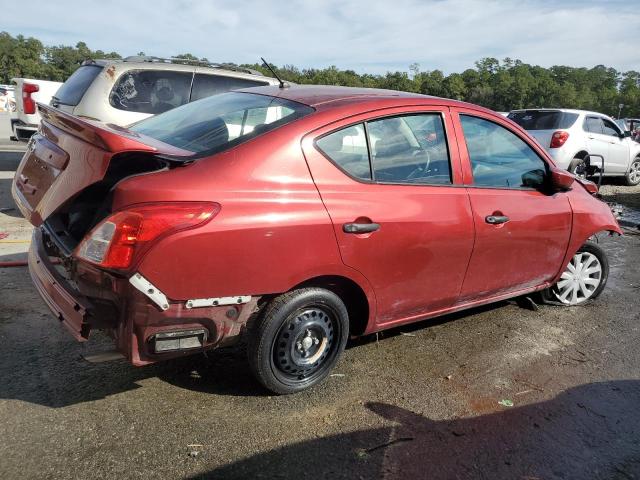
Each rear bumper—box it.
[11,119,37,142]
[28,227,259,365]
[28,228,92,341]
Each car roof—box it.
[509,108,611,117]
[86,58,276,82]
[236,84,492,112]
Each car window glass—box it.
[131,92,313,154]
[602,118,620,136]
[367,114,451,184]
[584,117,604,134]
[110,70,193,114]
[316,124,371,181]
[191,74,269,102]
[54,65,103,106]
[508,110,578,130]
[460,115,547,189]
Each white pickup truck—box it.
[10,78,62,142]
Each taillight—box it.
[22,83,39,114]
[550,131,569,148]
[75,202,220,269]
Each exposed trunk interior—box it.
[44,153,170,255]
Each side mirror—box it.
[550,167,575,192]
[623,130,632,138]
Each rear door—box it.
[583,116,611,169]
[302,106,474,326]
[452,109,572,301]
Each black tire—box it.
[625,157,640,186]
[541,241,609,305]
[247,288,349,394]
[568,156,588,179]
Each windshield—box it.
[130,92,314,154]
[508,110,578,130]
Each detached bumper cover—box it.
[28,228,93,341]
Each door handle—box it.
[343,222,380,234]
[485,215,509,225]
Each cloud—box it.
[3,0,640,73]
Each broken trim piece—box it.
[129,273,169,310]
[185,296,251,309]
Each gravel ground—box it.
[600,181,640,211]
[1,151,640,479]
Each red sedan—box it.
[12,86,621,394]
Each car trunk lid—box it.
[12,103,193,227]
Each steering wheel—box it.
[406,149,431,180]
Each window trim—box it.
[313,111,454,187]
[459,113,551,191]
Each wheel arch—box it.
[288,275,372,337]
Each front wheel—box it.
[625,158,640,186]
[541,242,609,306]
[247,288,349,394]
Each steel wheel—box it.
[273,307,337,381]
[626,159,640,186]
[248,288,349,394]
[552,251,603,305]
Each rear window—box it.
[507,110,578,130]
[53,65,103,106]
[110,70,193,114]
[191,74,269,102]
[130,92,314,154]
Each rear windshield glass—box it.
[507,110,578,130]
[53,65,103,106]
[130,92,314,154]
[110,70,193,114]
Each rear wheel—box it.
[625,158,640,186]
[568,156,588,179]
[247,288,349,394]
[541,242,609,306]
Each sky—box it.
[3,0,640,74]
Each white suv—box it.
[50,56,280,126]
[508,108,640,186]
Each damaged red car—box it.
[12,85,621,394]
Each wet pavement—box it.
[1,150,640,479]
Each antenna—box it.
[261,57,289,89]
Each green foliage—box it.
[0,31,638,116]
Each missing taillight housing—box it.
[75,202,220,269]
[550,130,569,148]
[22,83,39,115]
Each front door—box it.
[302,107,475,326]
[452,110,573,301]
[601,117,630,174]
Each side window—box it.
[110,70,193,114]
[316,124,371,181]
[460,115,548,189]
[367,113,451,184]
[191,74,269,102]
[584,116,604,134]
[602,118,621,137]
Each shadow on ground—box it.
[0,297,513,408]
[189,380,640,480]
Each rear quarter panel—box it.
[114,125,375,303]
